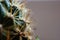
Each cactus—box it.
[0,0,32,40]
[36,36,40,40]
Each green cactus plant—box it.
[0,0,31,40]
[36,36,40,40]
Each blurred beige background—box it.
[27,0,60,1]
[27,1,60,40]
